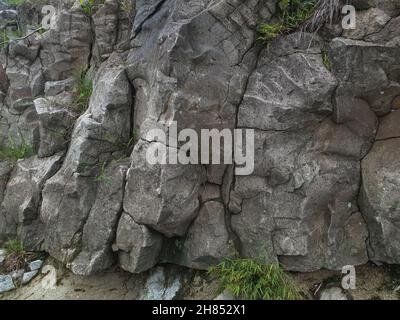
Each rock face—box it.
[0,0,400,276]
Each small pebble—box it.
[29,260,43,271]
[0,275,15,294]
[22,270,39,285]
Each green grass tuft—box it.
[258,0,318,43]
[321,47,332,71]
[72,69,93,114]
[95,162,111,184]
[258,0,342,43]
[3,0,26,6]
[79,0,105,15]
[208,259,303,300]
[0,139,33,161]
[3,239,24,256]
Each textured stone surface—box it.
[124,141,204,238]
[360,138,400,264]
[40,4,92,81]
[0,275,15,293]
[115,213,163,274]
[41,54,132,263]
[34,97,77,158]
[2,154,63,250]
[319,287,349,300]
[1,0,400,278]
[69,160,129,276]
[22,270,39,285]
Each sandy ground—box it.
[292,263,400,300]
[1,262,399,300]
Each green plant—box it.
[118,0,134,12]
[72,69,93,114]
[79,0,105,15]
[0,29,10,49]
[257,23,286,43]
[3,0,26,6]
[208,259,303,300]
[258,0,342,43]
[321,47,332,71]
[1,239,30,273]
[95,162,111,184]
[3,239,24,256]
[0,138,33,161]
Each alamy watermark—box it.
[145,122,255,176]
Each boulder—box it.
[343,8,391,40]
[360,138,400,264]
[319,287,350,300]
[41,55,132,264]
[329,37,400,98]
[124,140,204,238]
[172,200,234,270]
[34,97,77,158]
[40,4,92,81]
[2,153,63,250]
[0,275,15,293]
[92,0,119,63]
[231,33,372,272]
[115,213,163,274]
[238,34,336,131]
[69,160,129,276]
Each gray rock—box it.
[343,8,391,40]
[92,0,119,63]
[22,270,39,285]
[0,275,15,293]
[29,260,43,271]
[40,5,92,81]
[41,54,132,265]
[238,34,337,131]
[124,140,204,238]
[34,97,76,158]
[0,10,17,29]
[0,249,5,265]
[115,213,163,274]
[231,34,373,272]
[319,287,349,300]
[141,266,182,300]
[69,160,129,276]
[2,154,63,250]
[329,37,400,97]
[10,269,24,283]
[44,78,75,97]
[172,201,234,270]
[376,110,400,140]
[363,82,400,116]
[214,290,236,300]
[0,63,8,93]
[360,138,400,264]
[352,0,400,17]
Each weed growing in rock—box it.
[3,0,26,6]
[0,139,33,161]
[118,0,134,13]
[79,0,105,15]
[95,162,111,184]
[321,47,332,71]
[3,239,24,256]
[208,259,303,300]
[1,239,26,273]
[72,69,93,114]
[258,0,342,43]
[0,30,9,49]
